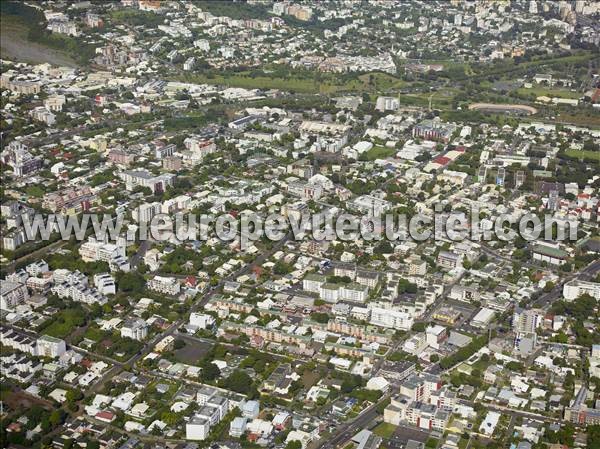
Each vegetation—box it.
[439,335,489,370]
[1,1,95,64]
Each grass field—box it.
[555,113,600,129]
[373,422,397,439]
[42,309,85,339]
[564,149,600,161]
[361,145,397,161]
[516,86,581,99]
[0,15,77,67]
[177,70,406,95]
[357,72,406,91]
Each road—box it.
[531,258,600,308]
[319,397,386,449]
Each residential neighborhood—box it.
[1,1,600,449]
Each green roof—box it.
[304,273,326,282]
[532,244,568,259]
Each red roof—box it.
[185,276,197,286]
[95,411,115,422]
[434,156,451,165]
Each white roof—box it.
[366,376,390,391]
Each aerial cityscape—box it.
[0,1,599,449]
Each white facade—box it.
[370,307,413,330]
[121,319,148,341]
[1,281,29,310]
[147,276,181,296]
[563,280,600,301]
[186,416,211,440]
[37,335,67,358]
[189,312,216,330]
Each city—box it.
[0,1,600,449]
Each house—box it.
[230,417,248,437]
[241,400,260,419]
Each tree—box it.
[118,272,145,293]
[411,322,426,332]
[374,240,393,254]
[430,354,439,363]
[310,312,330,324]
[223,370,254,395]
[49,409,65,427]
[286,441,302,449]
[200,360,221,382]
[66,389,83,403]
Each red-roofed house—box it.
[434,156,451,166]
[95,411,116,423]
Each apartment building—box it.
[120,318,148,341]
[119,170,176,193]
[563,279,600,301]
[94,273,116,295]
[37,335,67,358]
[302,273,326,293]
[408,256,427,276]
[412,119,456,143]
[437,251,462,270]
[147,275,181,296]
[43,186,96,213]
[1,280,29,310]
[79,238,125,264]
[370,306,414,330]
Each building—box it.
[412,119,456,143]
[230,417,248,438]
[242,400,260,419]
[356,271,379,288]
[109,149,135,166]
[370,306,413,330]
[120,318,148,341]
[1,142,43,177]
[408,256,427,276]
[425,325,448,349]
[94,273,116,295]
[186,416,211,440]
[147,276,180,296]
[134,202,162,223]
[79,238,125,264]
[36,335,67,358]
[119,170,176,193]
[563,280,600,301]
[163,156,183,171]
[531,243,568,266]
[44,94,66,112]
[471,307,495,328]
[43,186,96,213]
[189,312,216,330]
[564,386,600,425]
[339,283,369,303]
[303,273,326,293]
[375,96,400,112]
[404,333,428,356]
[437,251,462,270]
[184,57,196,71]
[1,280,29,310]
